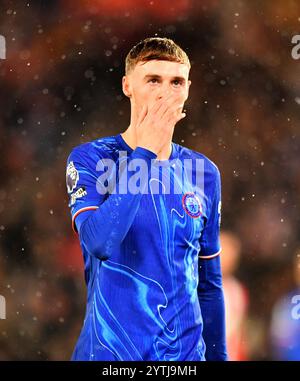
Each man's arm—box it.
[198,255,227,361]
[67,93,186,261]
[77,146,156,260]
[197,165,228,360]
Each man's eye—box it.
[173,80,183,86]
[148,78,158,83]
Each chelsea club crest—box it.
[182,192,202,218]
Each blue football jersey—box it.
[66,133,222,361]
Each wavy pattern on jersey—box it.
[148,171,200,360]
[92,263,143,360]
[148,178,180,360]
[70,137,219,361]
[75,161,204,361]
[92,258,179,360]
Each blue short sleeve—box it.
[66,146,105,232]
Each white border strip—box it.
[198,248,222,259]
[72,206,99,233]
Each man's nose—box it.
[156,90,171,101]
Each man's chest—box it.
[128,159,209,245]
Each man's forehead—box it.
[134,60,190,78]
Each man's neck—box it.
[121,127,173,161]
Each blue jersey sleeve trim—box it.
[72,206,99,233]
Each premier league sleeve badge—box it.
[66,161,79,193]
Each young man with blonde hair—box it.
[66,37,227,361]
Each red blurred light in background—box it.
[64,0,192,21]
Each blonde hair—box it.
[125,37,191,75]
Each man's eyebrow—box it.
[143,74,186,81]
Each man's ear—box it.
[122,75,132,98]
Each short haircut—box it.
[125,37,191,75]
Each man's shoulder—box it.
[68,135,119,163]
[176,143,220,176]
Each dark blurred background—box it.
[0,0,299,360]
